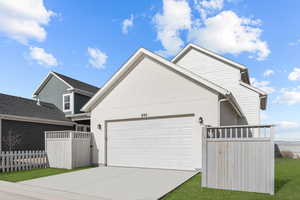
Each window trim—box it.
[63,93,73,113]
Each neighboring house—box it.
[82,44,268,171]
[33,71,99,131]
[0,93,74,151]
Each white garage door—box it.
[107,115,194,170]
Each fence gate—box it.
[201,125,275,195]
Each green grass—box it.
[162,159,300,200]
[0,166,93,182]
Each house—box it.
[0,93,74,151]
[33,71,99,131]
[0,71,99,151]
[82,44,268,171]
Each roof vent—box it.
[36,97,41,106]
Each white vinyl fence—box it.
[45,131,91,169]
[0,151,48,173]
[202,125,275,195]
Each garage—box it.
[82,48,242,170]
[106,115,194,170]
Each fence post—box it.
[269,126,275,195]
[201,125,207,187]
[69,131,73,169]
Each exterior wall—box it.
[175,48,260,125]
[74,93,91,114]
[37,76,70,112]
[0,119,1,151]
[1,119,73,151]
[90,56,220,168]
[220,101,239,126]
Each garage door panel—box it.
[107,116,194,170]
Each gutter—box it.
[224,92,244,118]
[0,114,75,126]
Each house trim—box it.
[82,48,243,113]
[67,88,95,97]
[66,113,91,121]
[32,71,74,97]
[0,114,75,126]
[172,43,250,84]
[240,81,267,110]
[239,81,267,96]
[172,43,247,71]
[63,93,74,114]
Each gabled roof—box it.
[52,72,99,94]
[0,93,74,125]
[33,71,99,97]
[82,48,243,117]
[172,43,268,109]
[172,43,250,84]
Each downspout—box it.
[218,98,228,126]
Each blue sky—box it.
[0,0,300,140]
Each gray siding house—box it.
[33,71,99,131]
[0,71,99,151]
[0,93,74,151]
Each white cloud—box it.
[153,0,192,57]
[153,0,270,60]
[275,121,300,140]
[122,14,134,34]
[288,68,300,81]
[250,77,275,94]
[277,121,300,129]
[0,0,55,44]
[274,88,300,105]
[195,0,224,20]
[189,11,270,60]
[289,39,300,46]
[275,131,300,141]
[263,69,274,77]
[87,47,107,69]
[29,46,58,67]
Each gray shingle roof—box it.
[0,93,72,123]
[52,72,99,94]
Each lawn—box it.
[0,167,92,182]
[162,158,300,200]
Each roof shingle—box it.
[0,93,72,123]
[52,72,99,94]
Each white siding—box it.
[175,48,260,125]
[91,56,220,167]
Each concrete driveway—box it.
[21,167,198,200]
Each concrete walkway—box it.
[21,167,198,200]
[0,180,102,200]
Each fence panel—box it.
[0,150,47,173]
[45,131,91,169]
[202,125,274,195]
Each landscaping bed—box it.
[162,158,300,200]
[0,167,93,182]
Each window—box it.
[76,125,91,132]
[63,94,71,112]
